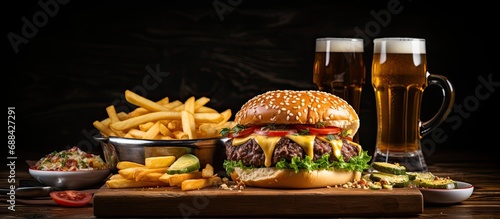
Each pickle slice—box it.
[414,177,457,189]
[166,154,200,174]
[408,171,435,181]
[370,172,410,188]
[371,162,407,175]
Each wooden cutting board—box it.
[93,184,423,217]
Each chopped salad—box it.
[32,146,108,171]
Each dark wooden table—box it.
[2,148,499,218]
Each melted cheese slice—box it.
[232,134,280,167]
[232,131,360,166]
[317,136,343,159]
[317,136,362,160]
[233,134,315,167]
[254,135,281,167]
[286,135,315,159]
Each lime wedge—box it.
[167,154,200,174]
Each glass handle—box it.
[420,72,455,137]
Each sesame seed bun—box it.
[233,90,360,136]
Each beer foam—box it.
[315,38,364,52]
[373,38,426,54]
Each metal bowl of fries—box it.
[92,90,233,172]
[94,135,222,172]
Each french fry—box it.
[106,105,127,137]
[93,120,117,137]
[197,123,219,138]
[106,178,168,189]
[125,90,172,112]
[117,112,129,120]
[217,109,232,126]
[145,156,176,168]
[168,172,203,187]
[181,176,222,191]
[167,120,181,130]
[119,167,148,180]
[117,161,145,170]
[159,123,174,137]
[127,129,146,138]
[109,174,124,180]
[139,121,155,131]
[181,110,196,139]
[100,118,112,126]
[163,100,183,109]
[183,96,196,114]
[134,167,168,181]
[173,130,188,139]
[194,97,211,110]
[110,111,181,131]
[128,97,171,117]
[193,113,223,123]
[156,96,170,105]
[140,172,164,182]
[106,105,120,124]
[181,178,210,191]
[142,121,161,139]
[195,106,218,113]
[159,173,174,184]
[128,107,150,118]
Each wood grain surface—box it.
[93,184,423,217]
[1,149,499,218]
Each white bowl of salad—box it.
[29,146,111,190]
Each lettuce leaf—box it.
[223,150,372,174]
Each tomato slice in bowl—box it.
[50,190,92,207]
[254,129,297,137]
[293,125,341,135]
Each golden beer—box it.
[313,38,365,142]
[371,38,455,172]
[372,53,427,153]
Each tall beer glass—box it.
[371,37,455,172]
[313,38,365,142]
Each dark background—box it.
[4,0,498,170]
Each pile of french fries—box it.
[93,89,232,140]
[106,156,223,191]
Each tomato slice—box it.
[343,136,353,141]
[293,125,341,135]
[254,129,297,137]
[50,190,92,207]
[227,126,258,138]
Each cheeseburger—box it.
[221,90,371,188]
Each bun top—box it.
[234,90,360,135]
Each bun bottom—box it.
[230,167,361,189]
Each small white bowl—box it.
[29,169,111,190]
[419,181,474,204]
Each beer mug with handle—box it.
[371,37,455,172]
